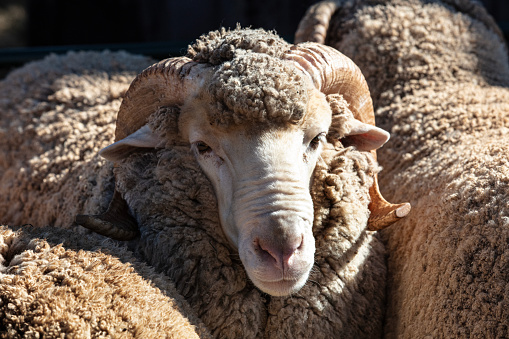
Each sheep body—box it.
[299,0,509,337]
[0,50,154,227]
[0,51,212,337]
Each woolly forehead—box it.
[205,52,311,127]
[179,77,331,142]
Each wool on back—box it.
[0,225,210,338]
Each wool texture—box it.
[189,28,308,126]
[0,225,210,338]
[313,0,509,337]
[0,51,212,338]
[0,51,154,227]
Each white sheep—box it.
[0,28,409,337]
[75,27,412,338]
[296,0,509,337]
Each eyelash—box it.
[308,132,326,150]
[195,141,211,154]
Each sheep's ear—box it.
[100,124,161,162]
[342,119,390,151]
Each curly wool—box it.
[115,95,386,339]
[187,27,291,65]
[188,28,309,126]
[318,0,509,337]
[0,225,210,338]
[0,51,154,227]
[208,53,308,125]
[326,93,359,142]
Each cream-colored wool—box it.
[187,27,291,66]
[0,51,212,337]
[0,225,210,338]
[189,28,308,126]
[0,51,154,227]
[305,0,509,337]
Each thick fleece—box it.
[0,51,154,227]
[0,225,210,338]
[189,28,308,126]
[311,0,509,337]
[0,52,213,337]
[116,94,387,338]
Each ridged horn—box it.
[78,57,211,240]
[114,57,211,142]
[75,190,139,241]
[284,43,375,124]
[368,177,411,231]
[294,1,338,44]
[284,43,410,230]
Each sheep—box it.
[73,27,411,338]
[0,28,409,337]
[296,0,509,337]
[0,224,210,338]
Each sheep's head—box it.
[77,28,410,296]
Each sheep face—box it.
[178,88,331,296]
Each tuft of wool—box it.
[188,28,309,127]
[187,27,291,65]
[319,0,509,337]
[0,225,210,338]
[0,51,154,227]
[208,52,308,126]
[115,94,387,338]
[326,93,361,142]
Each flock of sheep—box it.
[1,0,508,338]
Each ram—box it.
[296,0,509,337]
[76,27,411,338]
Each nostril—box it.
[284,235,303,266]
[254,238,278,264]
[296,234,304,251]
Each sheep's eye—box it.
[308,132,326,150]
[195,141,211,154]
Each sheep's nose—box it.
[255,234,304,271]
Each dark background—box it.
[0,0,507,76]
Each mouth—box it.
[254,276,309,297]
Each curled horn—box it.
[76,57,210,240]
[114,57,210,141]
[294,0,338,44]
[284,43,411,230]
[76,190,139,241]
